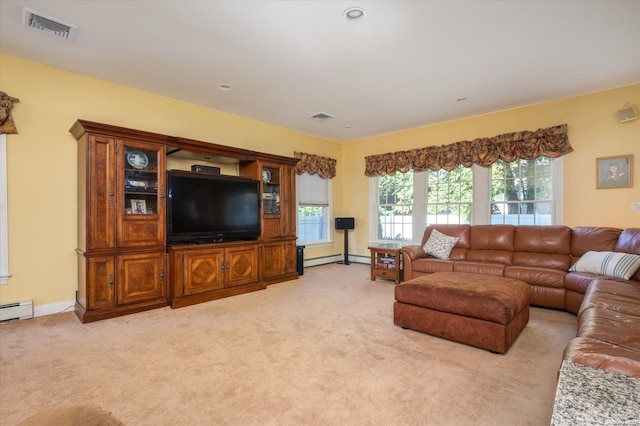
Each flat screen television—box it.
[166,170,261,244]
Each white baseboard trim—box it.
[31,259,372,317]
[34,300,76,318]
[303,254,370,268]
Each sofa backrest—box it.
[420,224,470,261]
[614,228,640,281]
[467,225,514,265]
[614,228,640,254]
[570,227,622,263]
[512,225,571,270]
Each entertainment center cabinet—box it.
[71,120,299,323]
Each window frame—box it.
[369,158,563,244]
[0,134,10,284]
[296,173,333,246]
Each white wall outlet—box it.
[632,202,640,212]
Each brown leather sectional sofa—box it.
[401,224,640,377]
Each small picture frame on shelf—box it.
[131,199,147,214]
[596,155,633,189]
[126,179,147,189]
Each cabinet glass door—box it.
[117,140,165,248]
[123,146,160,216]
[262,165,281,215]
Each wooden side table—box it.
[368,244,404,284]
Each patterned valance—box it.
[294,151,337,179]
[364,124,572,177]
[0,91,19,135]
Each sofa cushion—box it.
[582,279,640,301]
[453,261,505,276]
[563,337,640,378]
[411,258,454,273]
[505,266,566,288]
[420,224,470,248]
[571,227,621,257]
[514,225,572,254]
[569,251,640,280]
[614,228,640,281]
[579,291,640,318]
[419,224,470,261]
[512,225,571,270]
[614,228,640,254]
[578,308,640,352]
[466,225,514,265]
[423,229,459,259]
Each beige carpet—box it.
[0,263,577,425]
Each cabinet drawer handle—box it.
[108,182,115,205]
[109,274,114,287]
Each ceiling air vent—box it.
[308,112,335,120]
[23,8,78,40]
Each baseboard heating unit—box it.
[0,300,33,322]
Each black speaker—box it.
[335,217,355,230]
[335,217,354,265]
[191,164,221,175]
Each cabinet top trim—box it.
[70,119,298,165]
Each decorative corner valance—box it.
[364,124,572,177]
[294,151,337,179]
[0,91,19,135]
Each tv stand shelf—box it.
[71,119,299,322]
[168,241,264,309]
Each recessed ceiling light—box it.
[344,7,366,20]
[219,84,232,91]
[456,97,468,102]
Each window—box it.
[490,158,554,225]
[297,173,331,245]
[376,172,414,242]
[427,165,473,225]
[370,157,562,244]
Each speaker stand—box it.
[341,229,350,265]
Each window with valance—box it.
[294,152,336,245]
[294,151,336,179]
[364,124,572,176]
[0,91,18,284]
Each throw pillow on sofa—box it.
[423,229,459,260]
[569,251,640,280]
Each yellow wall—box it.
[0,54,343,308]
[1,53,638,310]
[343,84,640,257]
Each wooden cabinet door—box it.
[117,252,166,305]
[116,139,166,248]
[87,135,116,250]
[87,256,115,310]
[282,165,297,238]
[284,240,298,274]
[226,245,259,287]
[182,248,225,295]
[263,242,285,278]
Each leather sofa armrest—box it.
[401,245,428,261]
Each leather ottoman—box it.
[394,272,531,354]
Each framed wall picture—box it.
[596,155,633,189]
[130,199,147,214]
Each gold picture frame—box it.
[596,155,633,189]
[131,199,147,214]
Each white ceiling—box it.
[1,1,639,142]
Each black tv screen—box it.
[167,171,261,244]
